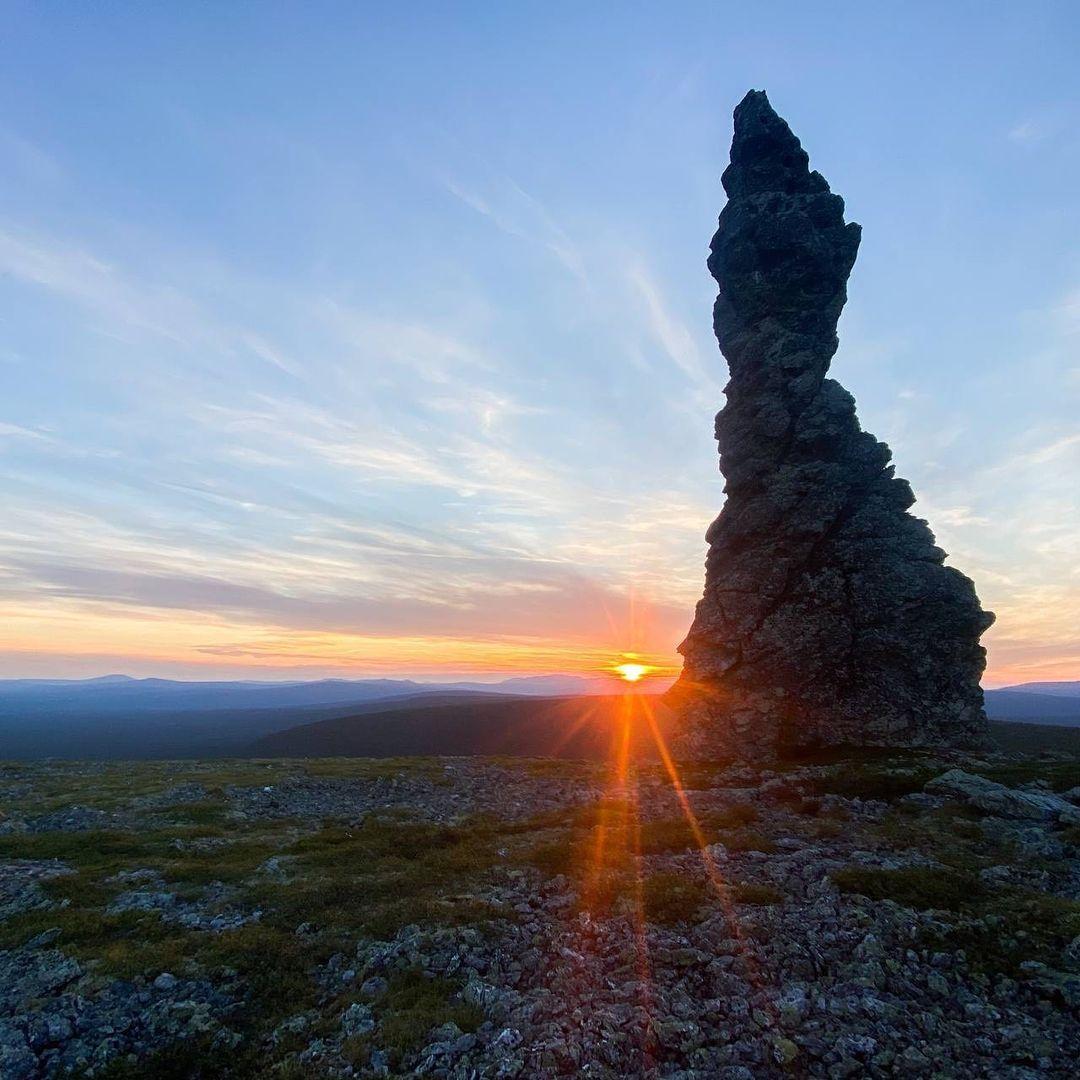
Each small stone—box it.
[359,976,389,1001]
[772,1037,799,1065]
[430,1021,462,1043]
[152,973,178,991]
[453,1033,478,1054]
[492,1028,522,1050]
[897,1046,931,1070]
[340,1003,375,1038]
[25,927,62,949]
[1063,935,1080,966]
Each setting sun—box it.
[616,662,649,682]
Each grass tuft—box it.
[832,865,984,911]
[732,881,784,905]
[716,828,776,854]
[377,969,483,1064]
[641,871,710,925]
[926,890,1080,978]
[808,763,940,802]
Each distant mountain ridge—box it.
[249,695,670,761]
[998,681,1080,698]
[250,699,1080,761]
[0,675,1076,761]
[0,674,650,759]
[0,672,624,711]
[984,690,1080,723]
[982,682,1080,728]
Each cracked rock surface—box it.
[670,90,994,760]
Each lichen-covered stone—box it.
[669,90,994,760]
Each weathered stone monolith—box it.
[668,90,994,759]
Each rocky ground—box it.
[2,736,1079,1078]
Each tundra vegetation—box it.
[1,731,1079,1076]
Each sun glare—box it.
[616,662,648,683]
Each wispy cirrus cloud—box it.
[0,129,63,187]
[444,175,588,283]
[1007,108,1070,146]
[0,228,207,346]
[627,260,721,405]
[1057,286,1080,334]
[0,421,50,441]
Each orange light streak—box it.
[636,693,768,1000]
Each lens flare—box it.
[616,662,648,682]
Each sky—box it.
[0,2,1077,686]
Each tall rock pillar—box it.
[669,90,994,759]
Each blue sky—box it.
[0,2,1077,684]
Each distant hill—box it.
[997,681,1080,698]
[989,719,1080,753]
[249,695,673,761]
[0,687,526,760]
[243,685,1080,758]
[3,673,1075,761]
[251,698,1080,762]
[0,676,431,715]
[0,672,624,715]
[0,674,644,759]
[983,689,1080,725]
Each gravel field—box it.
[1,743,1079,1077]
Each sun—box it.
[615,662,649,683]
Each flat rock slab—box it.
[925,769,1080,823]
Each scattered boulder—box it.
[925,769,1080,823]
[0,862,75,923]
[359,975,389,1002]
[340,1002,375,1038]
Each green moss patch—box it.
[377,969,483,1064]
[926,890,1080,978]
[808,762,941,802]
[732,882,784,905]
[241,815,514,941]
[717,828,776,853]
[832,864,984,911]
[641,871,710,925]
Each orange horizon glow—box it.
[0,597,1075,687]
[0,593,688,682]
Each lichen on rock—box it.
[669,90,994,760]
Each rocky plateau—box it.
[1,724,1079,1077]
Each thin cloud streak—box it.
[627,261,720,403]
[444,175,589,283]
